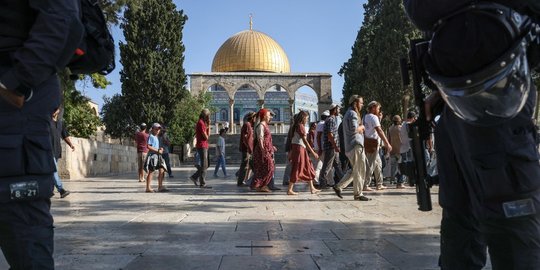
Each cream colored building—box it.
[189,20,332,134]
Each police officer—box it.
[404,1,540,269]
[0,0,83,269]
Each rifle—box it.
[399,37,441,212]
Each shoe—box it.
[257,186,271,193]
[158,188,170,192]
[189,177,199,186]
[213,174,218,178]
[354,195,371,201]
[200,185,212,189]
[376,185,387,190]
[363,187,374,191]
[169,175,174,178]
[145,189,155,193]
[333,186,343,199]
[60,189,70,198]
[319,184,330,190]
[396,183,406,189]
[269,186,281,191]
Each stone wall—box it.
[57,137,181,180]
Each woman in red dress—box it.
[286,111,321,195]
[251,109,276,192]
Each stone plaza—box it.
[0,165,457,270]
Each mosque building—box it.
[189,19,332,134]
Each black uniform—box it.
[0,0,82,269]
[404,1,540,269]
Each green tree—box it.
[60,73,102,138]
[120,0,188,129]
[168,93,212,146]
[340,0,417,120]
[101,94,135,142]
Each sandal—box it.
[145,189,155,193]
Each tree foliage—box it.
[168,93,212,146]
[340,0,418,121]
[101,94,135,142]
[120,0,188,135]
[59,73,102,138]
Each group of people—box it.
[224,96,416,200]
[134,122,174,192]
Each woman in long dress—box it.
[286,111,321,195]
[251,109,276,192]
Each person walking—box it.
[286,111,320,195]
[214,129,228,177]
[251,109,276,192]
[319,104,344,189]
[333,95,371,201]
[51,108,74,199]
[237,112,256,186]
[190,109,212,188]
[144,123,168,193]
[135,123,149,182]
[363,101,392,191]
[398,111,416,186]
[159,126,173,178]
[388,115,404,188]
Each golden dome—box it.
[211,30,290,73]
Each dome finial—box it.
[249,13,253,30]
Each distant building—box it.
[189,18,332,133]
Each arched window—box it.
[220,108,228,121]
[272,108,280,121]
[234,109,240,122]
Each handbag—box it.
[364,137,379,153]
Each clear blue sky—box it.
[79,0,367,109]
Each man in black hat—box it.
[404,1,540,269]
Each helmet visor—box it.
[431,44,531,126]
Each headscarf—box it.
[258,108,268,121]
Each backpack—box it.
[67,0,115,76]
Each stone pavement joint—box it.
[0,165,449,270]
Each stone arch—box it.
[264,84,288,122]
[294,85,319,124]
[189,73,332,133]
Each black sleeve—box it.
[403,0,473,31]
[0,0,83,97]
[60,120,69,139]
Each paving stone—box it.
[313,253,396,270]
[220,255,319,270]
[251,240,333,256]
[268,229,338,241]
[144,240,251,256]
[211,231,269,241]
[55,254,136,270]
[123,255,221,270]
[0,165,449,269]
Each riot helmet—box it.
[424,2,539,126]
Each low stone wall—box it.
[57,137,180,180]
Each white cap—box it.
[329,103,340,110]
[322,110,330,116]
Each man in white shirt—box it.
[363,101,392,191]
